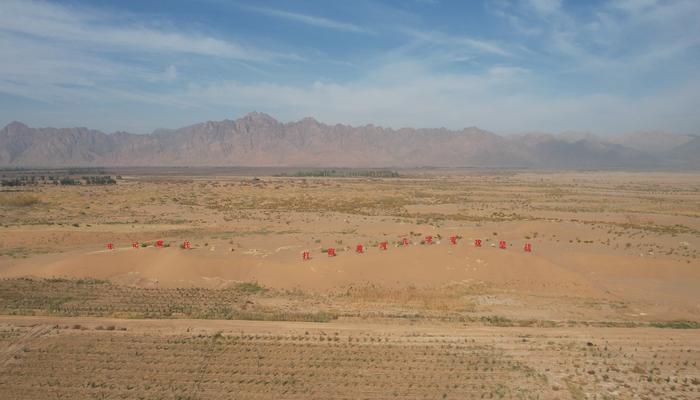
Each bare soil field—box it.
[1,317,699,399]
[0,169,698,398]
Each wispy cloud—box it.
[0,0,297,61]
[0,0,303,108]
[399,28,512,57]
[245,6,369,34]
[488,0,700,73]
[1,0,698,135]
[611,0,659,13]
[527,0,561,15]
[173,62,700,134]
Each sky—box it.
[0,0,699,135]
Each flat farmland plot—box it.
[1,319,698,400]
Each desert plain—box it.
[0,168,699,399]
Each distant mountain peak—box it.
[0,115,696,169]
[299,116,319,124]
[240,111,278,124]
[4,121,30,131]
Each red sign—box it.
[106,243,114,250]
[132,241,139,249]
[302,251,311,260]
[402,238,409,246]
[379,241,388,250]
[156,240,164,248]
[425,235,433,245]
[449,235,457,245]
[474,239,482,247]
[356,244,364,253]
[524,243,532,252]
[499,240,507,249]
[327,248,336,257]
[182,240,191,249]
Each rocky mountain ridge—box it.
[1,112,696,169]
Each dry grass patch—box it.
[0,193,40,207]
[338,282,483,313]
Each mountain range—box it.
[1,112,697,169]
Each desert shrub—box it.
[236,281,266,293]
[650,320,700,329]
[480,315,514,327]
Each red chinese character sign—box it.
[156,240,164,248]
[327,248,336,257]
[474,239,482,247]
[356,244,364,253]
[379,242,388,250]
[182,240,191,249]
[425,236,433,245]
[302,251,311,260]
[132,242,139,249]
[106,243,114,250]
[524,243,532,252]
[402,238,409,246]
[449,235,457,245]
[499,240,507,249]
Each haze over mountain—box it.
[1,113,697,170]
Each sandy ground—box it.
[1,239,698,320]
[1,170,699,320]
[0,170,698,399]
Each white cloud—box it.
[0,0,300,108]
[400,28,512,57]
[611,0,658,13]
[245,6,369,33]
[171,61,700,134]
[0,33,193,107]
[0,0,296,61]
[164,65,178,81]
[489,0,700,75]
[487,66,530,79]
[1,0,698,136]
[527,0,562,15]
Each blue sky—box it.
[1,0,699,135]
